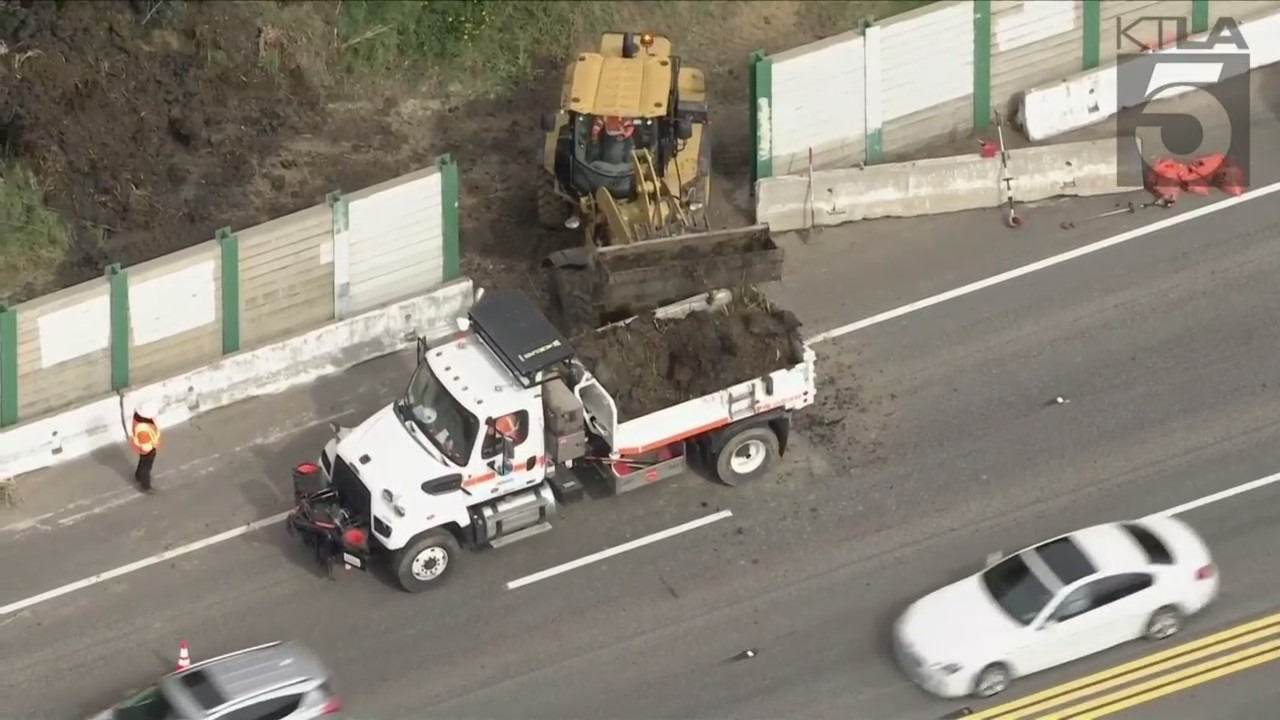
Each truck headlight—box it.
[688,201,704,212]
[393,503,406,517]
[381,489,394,503]
[565,215,581,230]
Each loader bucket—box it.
[594,224,781,323]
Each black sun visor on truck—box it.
[470,288,576,388]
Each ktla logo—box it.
[1116,17,1251,185]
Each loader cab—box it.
[541,31,696,203]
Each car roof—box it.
[161,641,328,715]
[1067,523,1151,576]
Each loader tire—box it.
[537,180,570,229]
[551,268,597,337]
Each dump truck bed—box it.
[572,288,816,456]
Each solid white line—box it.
[1156,471,1280,518]
[807,179,1280,344]
[0,510,291,616]
[505,509,734,590]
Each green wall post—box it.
[106,263,130,391]
[1191,0,1209,34]
[436,154,461,282]
[748,50,773,189]
[861,18,883,165]
[217,226,241,355]
[1083,0,1101,70]
[0,305,17,426]
[972,0,992,132]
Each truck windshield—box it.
[403,362,478,466]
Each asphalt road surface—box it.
[7,93,1280,720]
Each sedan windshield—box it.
[403,362,478,466]
[981,554,1054,625]
[114,686,177,720]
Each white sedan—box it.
[893,516,1218,699]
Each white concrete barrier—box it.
[1020,10,1280,142]
[0,277,475,479]
[755,139,1140,232]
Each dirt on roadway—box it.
[0,0,905,303]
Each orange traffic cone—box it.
[176,641,191,671]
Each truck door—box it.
[469,410,546,495]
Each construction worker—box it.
[129,401,162,492]
[484,413,523,458]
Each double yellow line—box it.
[965,611,1280,719]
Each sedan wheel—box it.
[1146,606,1182,640]
[972,663,1010,698]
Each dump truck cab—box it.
[539,31,711,231]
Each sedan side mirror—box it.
[985,551,1003,569]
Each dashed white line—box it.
[505,510,735,590]
[1156,471,1280,518]
[0,511,291,616]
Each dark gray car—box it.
[89,641,342,720]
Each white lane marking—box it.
[808,179,1280,344]
[1157,471,1280,518]
[1,410,350,539]
[505,510,734,590]
[9,180,1280,613]
[0,511,290,616]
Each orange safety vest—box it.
[130,419,162,454]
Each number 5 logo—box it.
[1117,50,1251,186]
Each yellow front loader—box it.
[536,31,781,335]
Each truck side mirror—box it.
[540,112,558,133]
[416,336,427,360]
[675,118,693,140]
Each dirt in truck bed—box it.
[572,290,805,420]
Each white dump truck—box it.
[286,287,817,592]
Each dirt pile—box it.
[573,290,805,419]
[0,1,326,291]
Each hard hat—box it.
[135,400,161,419]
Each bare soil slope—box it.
[0,1,909,303]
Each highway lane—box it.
[5,177,1280,719]
[0,183,1155,607]
[9,73,1280,716]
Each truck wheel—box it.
[537,179,569,228]
[551,268,597,336]
[714,426,779,486]
[392,530,461,593]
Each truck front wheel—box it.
[392,530,461,593]
[714,426,780,486]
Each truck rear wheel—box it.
[537,179,569,228]
[392,530,461,593]
[714,426,779,486]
